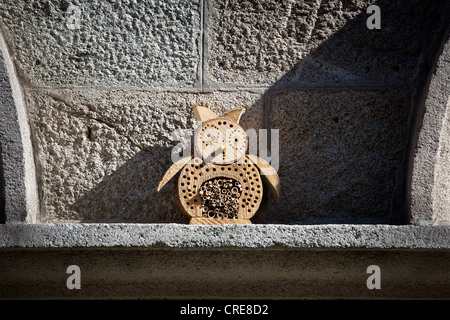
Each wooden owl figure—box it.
[157,105,280,225]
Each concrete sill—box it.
[1,223,449,299]
[0,223,448,249]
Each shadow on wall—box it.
[255,0,450,224]
[68,0,448,224]
[0,143,5,223]
[70,146,189,223]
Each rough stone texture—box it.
[1,247,449,299]
[409,32,450,225]
[261,89,411,224]
[432,108,450,225]
[0,0,201,87]
[0,0,449,301]
[0,224,449,299]
[25,88,263,223]
[0,31,38,223]
[0,37,25,223]
[0,0,449,227]
[206,0,449,87]
[0,224,449,249]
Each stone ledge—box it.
[0,223,448,249]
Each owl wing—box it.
[246,154,281,198]
[157,156,193,192]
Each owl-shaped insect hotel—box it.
[157,106,280,225]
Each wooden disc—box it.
[194,118,248,165]
[176,157,263,220]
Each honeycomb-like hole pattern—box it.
[177,157,263,219]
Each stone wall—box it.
[408,27,450,226]
[0,0,449,224]
[0,27,38,223]
[1,0,450,301]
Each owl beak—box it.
[204,145,224,163]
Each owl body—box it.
[176,156,263,225]
[157,105,280,225]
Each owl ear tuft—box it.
[192,105,219,122]
[222,108,246,124]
